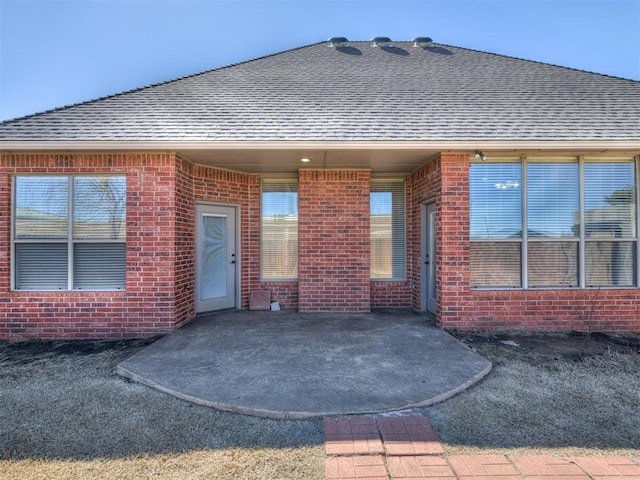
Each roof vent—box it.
[371,37,392,48]
[327,37,349,47]
[412,36,433,48]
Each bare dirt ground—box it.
[1,329,639,479]
[458,330,640,363]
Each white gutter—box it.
[1,140,639,151]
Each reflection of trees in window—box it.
[605,186,635,206]
[91,177,126,239]
[15,176,68,238]
[74,177,126,240]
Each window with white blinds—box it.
[470,157,638,289]
[526,162,579,287]
[584,161,636,286]
[370,180,405,280]
[13,175,126,290]
[261,180,298,280]
[469,162,522,287]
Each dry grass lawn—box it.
[0,340,324,479]
[426,332,640,457]
[1,330,639,479]
[1,448,322,480]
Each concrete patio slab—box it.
[117,309,491,418]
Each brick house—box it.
[1,39,639,340]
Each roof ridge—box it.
[0,41,325,125]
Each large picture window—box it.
[13,175,126,290]
[261,180,298,280]
[370,180,405,280]
[470,157,637,289]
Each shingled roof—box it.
[1,41,639,143]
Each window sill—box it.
[471,286,639,291]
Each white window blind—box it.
[15,243,68,290]
[370,180,405,280]
[470,163,522,240]
[261,180,298,280]
[527,163,579,239]
[14,175,126,291]
[526,162,579,287]
[74,243,126,290]
[584,162,636,286]
[469,163,522,287]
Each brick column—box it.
[437,153,470,328]
[298,170,371,312]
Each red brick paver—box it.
[512,455,590,479]
[324,416,640,480]
[377,416,444,456]
[325,417,385,456]
[387,455,456,479]
[447,454,522,479]
[571,456,640,479]
[325,455,389,480]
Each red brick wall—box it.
[261,281,298,307]
[0,153,182,340]
[174,157,195,326]
[408,156,441,312]
[0,154,272,340]
[434,153,640,332]
[298,170,371,312]
[3,151,637,339]
[191,163,261,309]
[370,281,411,307]
[450,289,640,331]
[437,154,470,328]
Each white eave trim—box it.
[1,140,639,151]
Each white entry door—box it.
[422,202,437,314]
[195,204,237,312]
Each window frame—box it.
[469,158,523,288]
[12,174,127,291]
[370,178,406,281]
[524,158,580,288]
[470,155,639,290]
[260,178,298,281]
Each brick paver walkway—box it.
[324,415,640,480]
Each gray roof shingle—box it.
[1,41,639,142]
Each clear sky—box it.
[1,0,639,121]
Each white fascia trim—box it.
[1,140,639,151]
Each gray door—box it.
[422,202,437,314]
[195,204,237,312]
